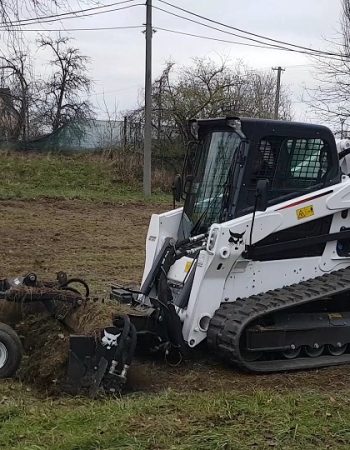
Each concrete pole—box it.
[143,0,152,196]
[272,66,285,120]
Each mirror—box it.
[172,174,182,203]
[183,174,194,196]
[256,179,269,211]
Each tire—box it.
[0,322,22,378]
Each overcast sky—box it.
[12,0,344,125]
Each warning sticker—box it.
[328,313,343,320]
[296,205,314,220]
[185,261,193,273]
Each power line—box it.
[14,16,345,64]
[286,64,312,68]
[1,0,346,62]
[4,8,345,63]
[152,5,348,61]
[154,27,287,51]
[1,0,138,26]
[153,5,289,52]
[256,63,312,70]
[157,0,345,60]
[153,4,350,61]
[0,3,142,28]
[91,84,141,96]
[5,25,143,32]
[153,26,347,63]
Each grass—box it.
[1,382,350,449]
[0,151,171,203]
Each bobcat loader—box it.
[3,116,350,393]
[111,116,350,373]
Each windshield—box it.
[181,131,242,236]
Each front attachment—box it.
[0,272,138,396]
[65,315,137,397]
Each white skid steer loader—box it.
[111,116,350,374]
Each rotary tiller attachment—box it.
[0,272,137,396]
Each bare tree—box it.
[308,0,350,128]
[0,1,69,25]
[128,57,292,148]
[0,42,37,140]
[36,35,94,132]
[0,34,94,141]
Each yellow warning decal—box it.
[185,261,193,273]
[296,205,314,220]
[328,313,343,320]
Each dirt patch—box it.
[2,198,350,396]
[0,198,165,294]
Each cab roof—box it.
[195,117,335,142]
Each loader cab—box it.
[179,117,340,238]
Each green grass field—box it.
[1,150,350,450]
[1,382,350,450]
[0,151,170,203]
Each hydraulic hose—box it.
[60,278,90,298]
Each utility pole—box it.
[143,0,152,196]
[123,116,128,148]
[272,66,285,120]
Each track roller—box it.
[327,343,348,356]
[281,346,301,359]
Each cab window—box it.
[240,135,334,215]
[251,136,331,191]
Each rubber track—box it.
[207,266,350,372]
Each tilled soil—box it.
[0,198,160,294]
[2,198,350,395]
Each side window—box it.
[278,138,330,189]
[251,136,331,191]
[240,134,337,215]
[288,139,329,184]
